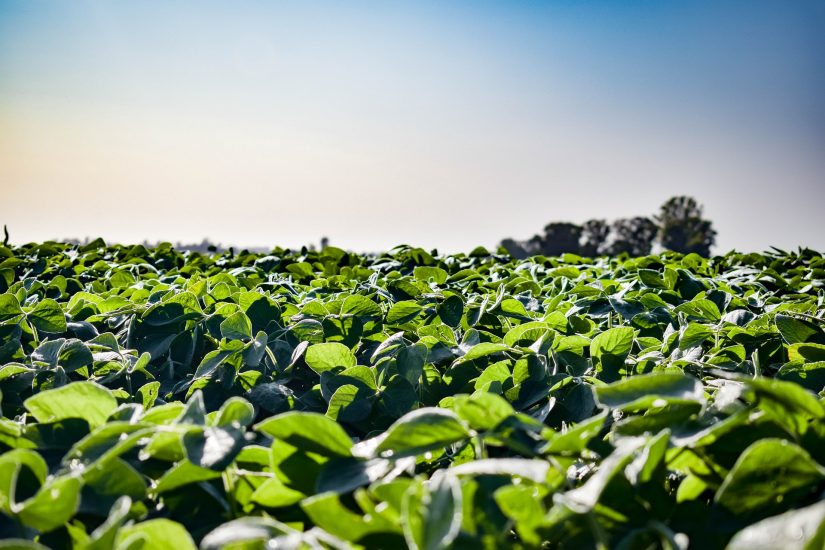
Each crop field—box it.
[0,241,823,549]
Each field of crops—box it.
[0,241,823,549]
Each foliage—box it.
[501,196,716,258]
[603,216,658,256]
[655,196,717,257]
[0,240,823,549]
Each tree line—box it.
[500,196,716,258]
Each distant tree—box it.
[579,219,610,257]
[500,238,529,259]
[538,222,582,256]
[654,196,716,256]
[605,217,658,256]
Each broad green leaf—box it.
[459,342,510,363]
[451,392,514,431]
[28,298,67,333]
[0,293,23,323]
[715,439,825,514]
[250,477,305,507]
[450,458,549,482]
[24,382,117,428]
[85,496,132,550]
[255,411,352,457]
[154,460,221,493]
[326,384,372,423]
[315,456,412,495]
[304,342,356,374]
[141,291,203,326]
[504,321,554,348]
[115,519,196,550]
[414,266,448,284]
[675,299,721,322]
[727,500,825,550]
[375,408,470,458]
[200,518,295,550]
[590,327,635,360]
[788,342,825,362]
[17,475,82,532]
[437,295,463,328]
[402,471,462,550]
[0,449,48,513]
[776,314,825,345]
[590,327,634,380]
[220,311,252,340]
[555,437,646,512]
[595,372,705,410]
[301,492,392,541]
[183,425,246,471]
[387,301,424,325]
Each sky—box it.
[1,0,824,253]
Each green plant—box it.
[0,240,822,549]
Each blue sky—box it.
[1,0,823,252]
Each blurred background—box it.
[1,0,823,253]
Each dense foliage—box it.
[0,240,823,549]
[501,195,716,258]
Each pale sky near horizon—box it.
[1,0,824,253]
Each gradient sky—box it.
[1,1,824,253]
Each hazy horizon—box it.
[2,1,824,253]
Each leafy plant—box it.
[0,239,822,548]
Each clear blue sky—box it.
[1,0,823,252]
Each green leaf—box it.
[451,458,549,483]
[674,299,721,322]
[727,500,825,550]
[715,439,825,515]
[788,342,825,362]
[326,384,372,423]
[154,460,221,494]
[503,321,554,348]
[141,291,203,327]
[17,475,82,532]
[250,477,305,508]
[200,518,294,550]
[0,540,50,549]
[375,408,470,458]
[255,411,352,457]
[220,311,252,340]
[451,392,514,431]
[743,377,825,435]
[242,330,268,367]
[437,295,463,328]
[590,327,635,360]
[85,496,132,550]
[214,396,255,427]
[115,519,197,550]
[0,449,48,513]
[316,456,410,495]
[304,342,356,374]
[556,437,646,512]
[28,298,67,333]
[402,471,462,550]
[24,382,117,428]
[590,327,634,380]
[776,314,825,345]
[301,492,388,541]
[459,342,510,363]
[595,371,704,410]
[413,266,448,285]
[183,425,246,471]
[0,293,23,323]
[387,301,424,325]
